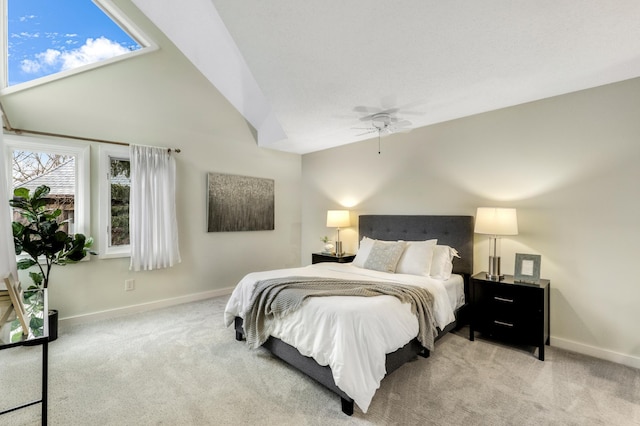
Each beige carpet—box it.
[1,295,639,425]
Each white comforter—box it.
[224,263,462,413]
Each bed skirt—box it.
[233,307,464,415]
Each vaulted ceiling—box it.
[212,1,640,154]
[17,1,640,155]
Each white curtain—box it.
[129,145,181,271]
[0,119,18,281]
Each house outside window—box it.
[4,135,90,244]
[11,153,76,234]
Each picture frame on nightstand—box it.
[514,253,541,284]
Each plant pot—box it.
[48,309,59,342]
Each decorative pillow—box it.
[352,237,375,268]
[395,239,438,276]
[364,241,407,273]
[430,245,460,280]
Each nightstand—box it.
[311,252,355,264]
[469,272,550,360]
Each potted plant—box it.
[9,185,94,341]
[321,236,334,254]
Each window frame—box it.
[98,144,130,259]
[3,134,91,252]
[0,0,158,93]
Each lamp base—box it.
[485,273,504,281]
[334,241,343,256]
[486,255,504,281]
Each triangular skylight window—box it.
[2,0,153,90]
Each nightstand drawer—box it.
[481,313,540,341]
[477,284,539,311]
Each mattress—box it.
[224,262,464,413]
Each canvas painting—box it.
[207,173,274,232]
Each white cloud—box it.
[40,49,61,65]
[12,31,40,39]
[21,59,41,73]
[19,37,131,75]
[59,37,130,70]
[20,49,60,73]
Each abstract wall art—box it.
[207,172,274,232]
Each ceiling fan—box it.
[353,112,412,154]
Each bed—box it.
[224,215,474,415]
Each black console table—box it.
[0,289,48,424]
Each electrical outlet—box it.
[125,279,135,291]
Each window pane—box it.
[7,0,143,87]
[12,150,76,234]
[109,158,130,246]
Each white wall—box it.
[2,0,302,321]
[301,77,640,368]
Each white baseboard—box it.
[59,287,235,326]
[551,336,640,370]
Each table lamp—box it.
[474,207,518,280]
[326,210,350,256]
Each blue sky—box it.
[7,0,141,86]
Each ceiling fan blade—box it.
[353,106,382,116]
[395,120,412,127]
[355,129,377,136]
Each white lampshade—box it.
[326,210,351,228]
[474,208,518,236]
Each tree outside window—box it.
[109,158,130,246]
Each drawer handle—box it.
[494,320,514,327]
[494,296,514,303]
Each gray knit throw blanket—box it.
[242,276,437,351]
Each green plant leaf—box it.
[12,221,25,236]
[13,187,30,198]
[17,258,37,270]
[29,272,43,287]
[33,198,47,210]
[33,185,50,200]
[30,316,44,336]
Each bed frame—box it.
[234,215,474,415]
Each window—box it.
[99,145,130,258]
[4,134,90,241]
[1,0,156,91]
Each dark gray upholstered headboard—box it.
[358,215,474,276]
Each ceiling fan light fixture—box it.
[371,113,391,130]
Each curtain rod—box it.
[2,126,181,154]
[0,102,180,153]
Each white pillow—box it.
[395,239,438,276]
[352,237,375,268]
[430,245,460,280]
[364,241,407,273]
